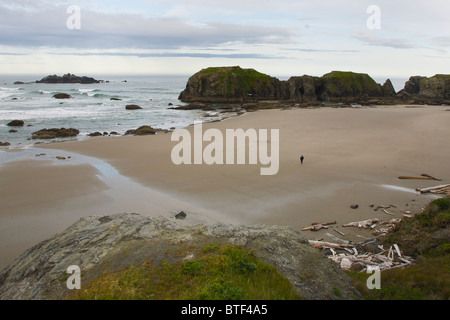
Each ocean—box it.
[0,74,408,148]
[0,74,224,148]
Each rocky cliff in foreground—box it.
[178,66,450,105]
[0,213,361,300]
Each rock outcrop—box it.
[321,71,387,101]
[395,75,450,104]
[178,66,284,103]
[7,120,25,127]
[179,67,397,104]
[124,125,157,136]
[0,213,362,300]
[179,66,450,106]
[125,104,142,110]
[37,73,101,84]
[31,128,80,140]
[419,75,450,100]
[53,93,72,99]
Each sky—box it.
[0,0,449,79]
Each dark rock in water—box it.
[0,213,362,300]
[168,103,173,106]
[32,128,80,140]
[125,104,142,110]
[13,81,24,85]
[53,93,71,99]
[36,73,100,84]
[125,125,156,136]
[109,131,119,135]
[175,211,187,220]
[0,142,11,146]
[169,102,211,110]
[9,129,18,133]
[88,132,103,137]
[7,120,24,127]
[110,98,122,101]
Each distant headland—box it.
[35,73,104,84]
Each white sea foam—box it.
[0,75,217,147]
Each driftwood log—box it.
[343,218,379,229]
[416,184,450,195]
[301,221,336,231]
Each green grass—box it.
[67,244,301,300]
[347,197,450,300]
[199,66,273,97]
[347,255,449,300]
[322,71,381,97]
[382,197,450,257]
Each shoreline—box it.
[1,105,449,270]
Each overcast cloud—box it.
[0,0,448,77]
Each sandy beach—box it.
[1,105,449,269]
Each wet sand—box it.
[1,105,449,269]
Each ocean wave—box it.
[91,93,110,98]
[0,87,22,98]
[77,88,100,93]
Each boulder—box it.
[31,128,80,140]
[88,132,103,137]
[175,211,187,220]
[13,81,24,85]
[125,125,156,136]
[0,142,11,147]
[7,120,24,127]
[125,104,142,110]
[53,93,71,99]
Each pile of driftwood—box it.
[308,239,414,272]
[304,214,415,271]
[302,216,405,238]
[416,184,450,196]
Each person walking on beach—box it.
[300,155,304,165]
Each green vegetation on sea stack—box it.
[68,244,301,300]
